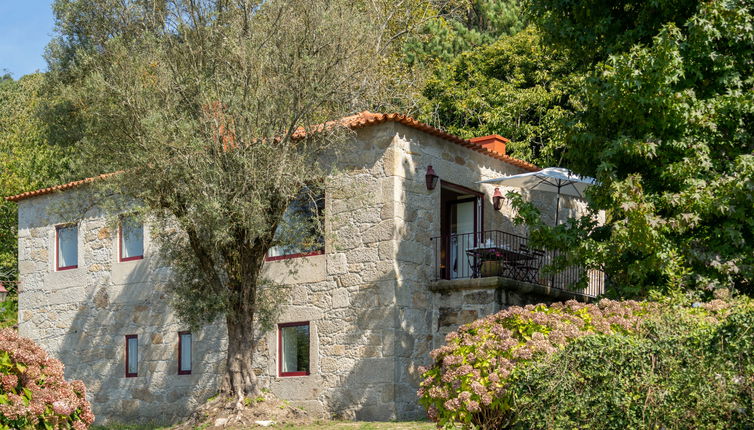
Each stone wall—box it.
[16,121,595,424]
[17,191,226,424]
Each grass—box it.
[91,425,169,430]
[272,421,435,430]
[93,421,435,430]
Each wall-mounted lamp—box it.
[492,187,503,211]
[425,165,439,191]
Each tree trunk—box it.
[221,303,259,407]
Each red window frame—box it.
[278,321,310,377]
[264,250,324,262]
[125,334,138,378]
[178,331,192,375]
[55,224,78,271]
[119,217,144,262]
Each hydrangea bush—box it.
[418,299,659,429]
[418,298,736,429]
[511,299,752,429]
[0,329,94,429]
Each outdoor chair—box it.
[514,244,546,283]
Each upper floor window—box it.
[56,224,78,270]
[120,216,144,262]
[267,187,325,261]
[278,322,310,377]
[178,331,192,375]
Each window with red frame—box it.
[56,224,78,270]
[267,187,324,260]
[125,335,138,377]
[178,331,192,375]
[119,216,144,262]
[278,322,310,377]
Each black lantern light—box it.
[425,165,439,190]
[492,187,503,210]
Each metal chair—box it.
[514,244,545,283]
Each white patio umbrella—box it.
[478,167,597,225]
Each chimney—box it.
[470,134,508,156]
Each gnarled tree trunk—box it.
[222,309,258,407]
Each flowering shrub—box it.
[511,301,754,429]
[0,329,94,429]
[418,297,740,429]
[417,299,659,429]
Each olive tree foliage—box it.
[46,0,434,403]
[514,0,754,298]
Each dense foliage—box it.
[419,295,752,429]
[0,329,94,429]
[0,74,78,279]
[513,299,754,429]
[402,0,526,66]
[418,26,578,166]
[501,0,754,297]
[418,299,658,428]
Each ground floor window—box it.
[125,335,138,377]
[278,322,310,377]
[178,331,192,375]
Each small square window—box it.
[125,335,138,377]
[56,225,78,270]
[120,216,144,261]
[178,332,192,375]
[278,322,310,377]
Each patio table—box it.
[465,245,535,279]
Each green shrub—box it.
[0,329,94,429]
[418,296,749,429]
[417,299,659,429]
[511,307,754,429]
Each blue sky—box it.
[0,1,55,78]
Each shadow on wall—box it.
[324,128,440,421]
[54,219,227,426]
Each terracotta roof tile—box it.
[5,172,122,202]
[5,112,538,202]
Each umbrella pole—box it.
[555,191,561,226]
[551,183,562,288]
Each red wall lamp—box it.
[425,165,439,190]
[492,187,503,210]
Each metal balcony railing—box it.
[430,230,604,297]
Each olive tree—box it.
[47,0,431,405]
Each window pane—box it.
[281,324,309,374]
[57,225,78,268]
[268,187,324,258]
[121,217,144,259]
[180,333,192,372]
[127,337,138,375]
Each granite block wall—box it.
[16,122,595,424]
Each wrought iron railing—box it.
[430,230,604,297]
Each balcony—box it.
[430,230,604,298]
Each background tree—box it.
[417,26,578,166]
[0,74,79,330]
[47,0,436,406]
[515,0,754,297]
[402,0,526,66]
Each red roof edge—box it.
[5,112,538,202]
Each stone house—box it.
[7,112,602,424]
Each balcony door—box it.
[441,182,483,279]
